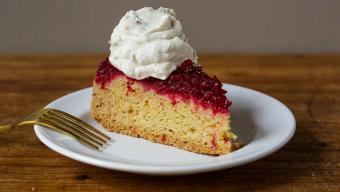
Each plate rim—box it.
[34,84,296,175]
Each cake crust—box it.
[93,118,233,155]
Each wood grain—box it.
[0,54,339,192]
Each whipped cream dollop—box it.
[109,7,198,80]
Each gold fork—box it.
[0,108,111,149]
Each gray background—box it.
[1,0,340,54]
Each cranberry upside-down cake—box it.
[91,7,239,155]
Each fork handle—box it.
[0,125,13,134]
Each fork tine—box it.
[48,109,111,140]
[39,115,104,147]
[44,112,107,144]
[36,119,100,149]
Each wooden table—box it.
[0,54,339,191]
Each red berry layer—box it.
[95,58,232,114]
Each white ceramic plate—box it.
[34,84,295,175]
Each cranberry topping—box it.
[95,58,124,89]
[94,58,232,114]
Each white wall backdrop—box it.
[1,0,340,53]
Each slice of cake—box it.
[91,7,239,155]
[92,59,238,155]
